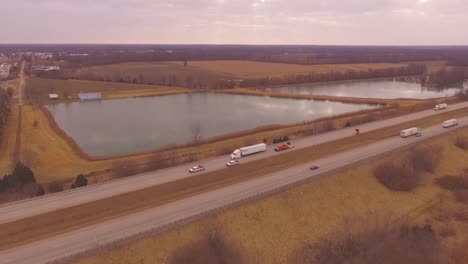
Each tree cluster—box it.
[0,88,12,140]
[240,64,426,87]
[0,162,36,192]
[428,67,467,87]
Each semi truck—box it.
[442,119,458,128]
[230,143,267,159]
[434,103,448,111]
[400,127,422,138]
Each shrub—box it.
[33,120,39,128]
[454,134,468,150]
[47,180,63,193]
[374,159,419,191]
[409,145,440,173]
[36,185,45,196]
[454,189,468,204]
[322,119,336,132]
[71,174,88,188]
[291,223,443,264]
[112,160,137,179]
[434,175,468,190]
[168,229,242,264]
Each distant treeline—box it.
[3,44,468,66]
[239,63,426,87]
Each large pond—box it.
[46,93,378,157]
[263,80,462,99]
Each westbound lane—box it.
[2,117,467,264]
[1,101,468,224]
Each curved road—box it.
[1,102,468,224]
[2,117,468,264]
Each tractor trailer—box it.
[230,143,267,159]
[400,127,422,138]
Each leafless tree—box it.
[20,149,40,168]
[190,122,203,144]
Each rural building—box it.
[78,92,102,101]
[0,63,11,79]
[48,94,59,100]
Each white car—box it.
[189,165,205,173]
[226,160,239,167]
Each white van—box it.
[434,103,448,111]
[442,119,458,128]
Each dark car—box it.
[309,165,319,170]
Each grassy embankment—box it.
[71,127,468,264]
[1,108,468,251]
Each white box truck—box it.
[400,127,422,138]
[230,143,267,159]
[434,103,448,111]
[442,119,458,128]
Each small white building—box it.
[0,63,11,79]
[48,94,59,100]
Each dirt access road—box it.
[2,116,468,264]
[1,101,468,224]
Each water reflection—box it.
[264,80,461,99]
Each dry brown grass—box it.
[169,60,410,79]
[2,113,468,252]
[72,128,468,264]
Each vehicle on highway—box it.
[188,165,205,173]
[442,119,458,128]
[274,142,293,151]
[400,127,422,138]
[309,165,320,170]
[226,160,239,167]
[434,103,448,111]
[230,143,267,159]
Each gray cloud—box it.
[1,0,467,44]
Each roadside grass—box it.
[71,128,468,264]
[167,60,410,79]
[1,111,468,251]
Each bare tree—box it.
[20,149,39,168]
[190,122,203,144]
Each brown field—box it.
[70,62,234,86]
[72,128,468,264]
[169,60,410,78]
[25,77,190,102]
[1,109,468,251]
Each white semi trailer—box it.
[442,119,458,128]
[400,127,422,138]
[230,143,267,159]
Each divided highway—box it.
[1,101,468,224]
[2,116,468,264]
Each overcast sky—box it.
[1,0,467,45]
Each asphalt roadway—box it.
[1,102,468,225]
[2,115,468,264]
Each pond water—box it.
[263,80,461,99]
[46,93,378,157]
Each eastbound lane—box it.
[2,117,467,264]
[1,101,468,224]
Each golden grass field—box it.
[1,108,468,251]
[169,60,410,78]
[72,128,468,264]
